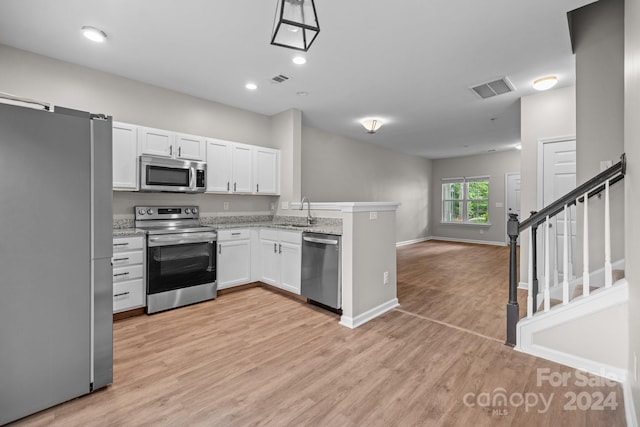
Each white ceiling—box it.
[0,0,594,159]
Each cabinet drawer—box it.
[113,236,144,252]
[113,279,145,313]
[113,264,143,282]
[112,251,144,267]
[260,228,279,241]
[218,229,250,241]
[279,230,301,244]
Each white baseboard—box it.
[622,378,639,427]
[396,237,430,247]
[429,236,506,246]
[339,298,399,329]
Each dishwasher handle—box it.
[303,236,339,245]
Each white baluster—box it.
[553,217,559,288]
[544,215,551,312]
[563,205,569,305]
[568,204,574,280]
[583,192,590,296]
[604,180,612,288]
[527,228,534,318]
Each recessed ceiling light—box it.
[81,26,107,43]
[361,118,384,134]
[292,56,306,65]
[245,83,257,90]
[532,75,558,91]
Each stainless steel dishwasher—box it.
[301,232,342,309]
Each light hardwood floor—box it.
[12,241,625,426]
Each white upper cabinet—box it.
[254,147,280,195]
[231,143,253,194]
[175,133,206,161]
[112,122,139,191]
[139,127,206,161]
[206,139,232,193]
[138,127,174,158]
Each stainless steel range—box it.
[135,206,217,314]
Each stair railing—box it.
[506,153,626,347]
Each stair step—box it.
[613,269,625,282]
[538,298,562,311]
[573,284,599,299]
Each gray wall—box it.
[301,126,432,244]
[430,149,521,245]
[572,0,625,271]
[0,44,276,217]
[625,0,640,416]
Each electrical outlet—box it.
[383,271,389,285]
[479,229,484,235]
[495,202,503,208]
[270,202,275,211]
[370,211,378,220]
[282,201,289,210]
[223,202,229,211]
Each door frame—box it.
[504,172,521,245]
[536,135,576,210]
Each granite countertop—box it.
[113,217,342,236]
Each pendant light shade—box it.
[271,0,320,52]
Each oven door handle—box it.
[148,234,217,247]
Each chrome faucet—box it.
[300,196,316,225]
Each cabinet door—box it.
[112,122,138,190]
[280,242,301,294]
[231,143,253,194]
[260,239,280,286]
[254,147,279,195]
[139,127,174,158]
[176,133,206,161]
[206,139,232,193]
[217,240,251,289]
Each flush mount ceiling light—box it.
[245,82,258,90]
[81,26,107,43]
[532,75,558,91]
[361,118,384,134]
[292,56,307,65]
[271,0,320,52]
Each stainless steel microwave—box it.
[139,155,206,193]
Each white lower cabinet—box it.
[217,229,251,289]
[259,229,302,294]
[112,235,146,313]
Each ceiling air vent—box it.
[470,77,514,99]
[271,74,290,84]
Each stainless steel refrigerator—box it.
[0,97,113,425]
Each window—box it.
[441,176,489,224]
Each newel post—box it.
[506,213,520,347]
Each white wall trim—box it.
[339,298,399,329]
[291,201,401,212]
[396,237,431,247]
[623,378,639,427]
[428,236,506,246]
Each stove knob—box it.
[138,208,146,215]
[192,208,198,215]
[147,208,154,215]
[184,208,191,214]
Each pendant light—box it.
[271,0,320,52]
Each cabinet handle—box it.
[113,257,129,262]
[113,243,129,247]
[234,182,237,192]
[178,146,181,157]
[232,232,241,236]
[114,291,130,298]
[227,182,230,192]
[273,243,277,253]
[256,184,259,193]
[170,146,173,156]
[114,272,130,277]
[219,244,222,255]
[279,243,282,254]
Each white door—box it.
[175,133,206,161]
[112,122,138,190]
[541,139,576,285]
[139,127,174,158]
[279,242,301,294]
[260,239,279,286]
[231,144,253,194]
[206,139,232,193]
[217,240,251,289]
[253,147,279,195]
